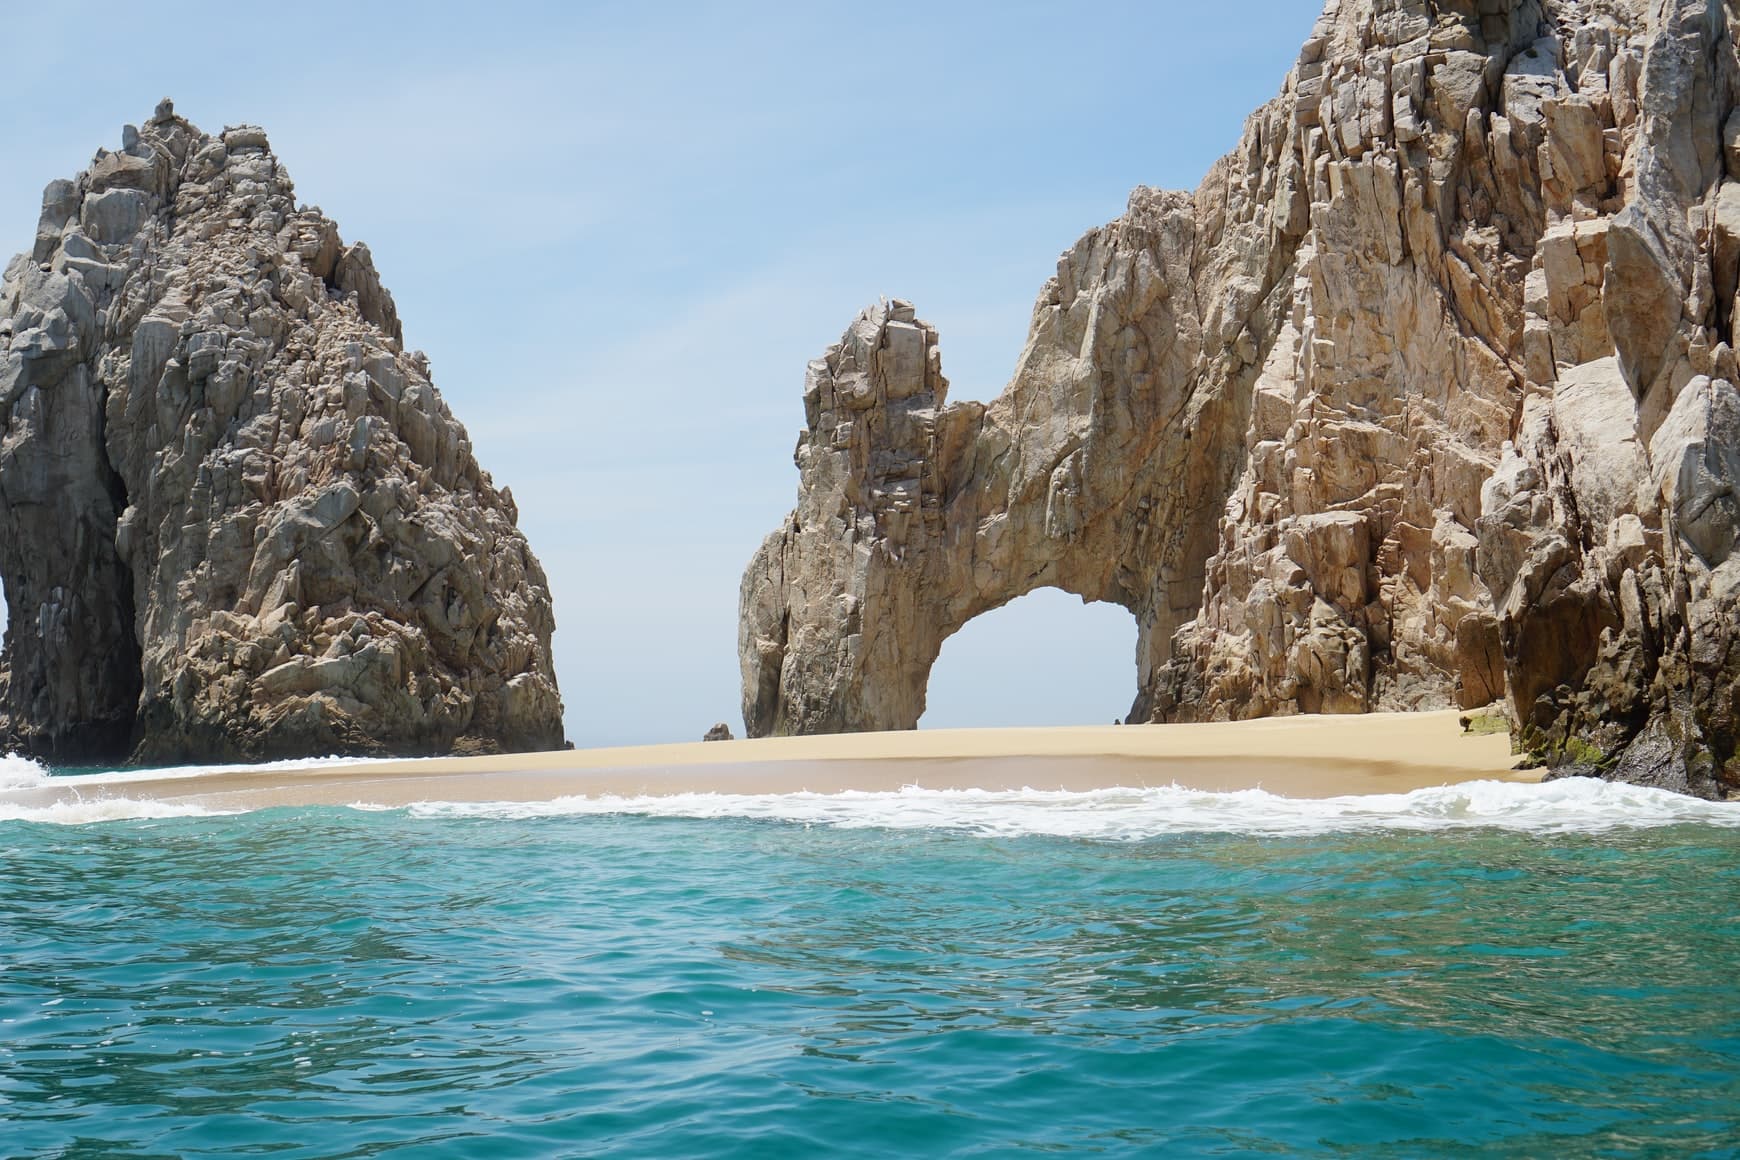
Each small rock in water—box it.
[703,723,734,742]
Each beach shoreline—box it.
[3,710,1541,813]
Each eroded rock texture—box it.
[742,0,1740,798]
[0,101,564,763]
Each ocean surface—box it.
[3,756,1739,1158]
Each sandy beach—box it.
[4,710,1540,813]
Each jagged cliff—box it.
[0,101,564,764]
[740,0,1740,798]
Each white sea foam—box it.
[0,749,300,824]
[4,749,1737,832]
[42,753,393,789]
[0,749,391,825]
[402,778,1740,837]
[0,752,51,790]
[0,796,230,825]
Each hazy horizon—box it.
[0,1,1319,747]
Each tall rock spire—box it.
[0,102,565,763]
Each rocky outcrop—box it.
[0,101,565,764]
[741,1,1740,798]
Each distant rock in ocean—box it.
[741,1,1740,798]
[0,100,564,764]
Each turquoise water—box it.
[3,788,1739,1157]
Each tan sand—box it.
[3,710,1539,813]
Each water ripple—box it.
[0,809,1735,1156]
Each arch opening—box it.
[920,587,1139,729]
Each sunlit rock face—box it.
[0,101,565,764]
[742,0,1740,799]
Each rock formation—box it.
[741,0,1740,798]
[0,101,565,764]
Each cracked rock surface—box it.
[0,101,564,764]
[742,0,1740,798]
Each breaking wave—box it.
[0,752,51,790]
[3,750,1736,833]
[0,750,371,824]
[402,778,1740,838]
[0,796,230,825]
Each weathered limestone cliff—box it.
[741,0,1740,798]
[0,101,564,764]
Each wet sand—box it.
[6,710,1540,812]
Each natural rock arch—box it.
[741,0,1740,798]
[739,190,1258,737]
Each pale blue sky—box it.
[0,1,1319,746]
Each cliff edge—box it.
[740,0,1740,798]
[0,101,565,763]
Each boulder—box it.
[1604,208,1682,394]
